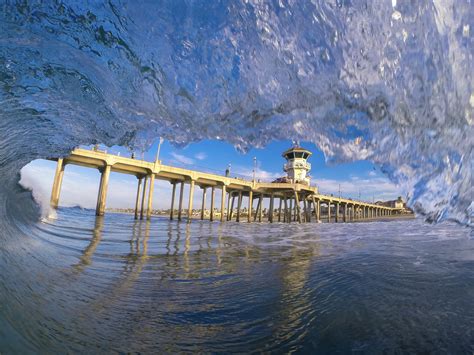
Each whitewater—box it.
[0,0,473,352]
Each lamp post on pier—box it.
[253,157,257,182]
[155,137,164,164]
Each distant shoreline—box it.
[105,208,415,223]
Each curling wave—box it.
[0,1,472,224]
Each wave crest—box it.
[0,1,472,224]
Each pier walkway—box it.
[50,148,401,223]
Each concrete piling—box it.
[50,158,65,208]
[134,177,142,220]
[178,181,185,221]
[96,164,111,216]
[146,174,155,220]
[170,181,176,220]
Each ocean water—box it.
[1,208,472,353]
[0,0,473,352]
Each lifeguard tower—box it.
[282,146,312,185]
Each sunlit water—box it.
[1,208,472,352]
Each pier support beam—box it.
[210,187,215,222]
[269,193,274,223]
[294,191,302,223]
[313,197,321,223]
[293,198,298,222]
[258,194,263,222]
[278,198,282,222]
[139,175,148,220]
[327,202,331,223]
[312,196,319,222]
[335,202,340,223]
[306,200,313,222]
[254,195,260,222]
[229,194,235,221]
[96,164,111,216]
[220,185,226,222]
[170,181,176,220]
[146,173,155,220]
[248,190,253,223]
[187,180,195,222]
[50,158,65,208]
[236,191,242,222]
[134,177,142,220]
[178,181,185,221]
[288,198,293,222]
[303,196,308,223]
[227,191,232,221]
[200,187,207,220]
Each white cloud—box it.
[368,170,377,177]
[170,152,194,165]
[231,164,282,182]
[194,152,207,160]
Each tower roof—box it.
[282,146,312,158]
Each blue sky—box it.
[20,139,402,210]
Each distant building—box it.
[376,196,412,213]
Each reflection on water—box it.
[1,208,473,352]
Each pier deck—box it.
[49,148,402,223]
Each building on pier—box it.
[49,146,407,223]
[279,146,312,185]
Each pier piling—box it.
[178,182,184,221]
[96,164,111,216]
[170,181,176,220]
[139,175,148,220]
[134,177,142,220]
[146,174,155,220]
[220,185,226,222]
[201,187,207,220]
[247,190,253,223]
[50,158,65,208]
[187,180,195,222]
[210,187,215,221]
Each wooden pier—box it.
[49,148,401,223]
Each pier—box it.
[49,147,402,223]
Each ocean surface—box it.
[1,208,472,352]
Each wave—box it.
[0,0,472,226]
